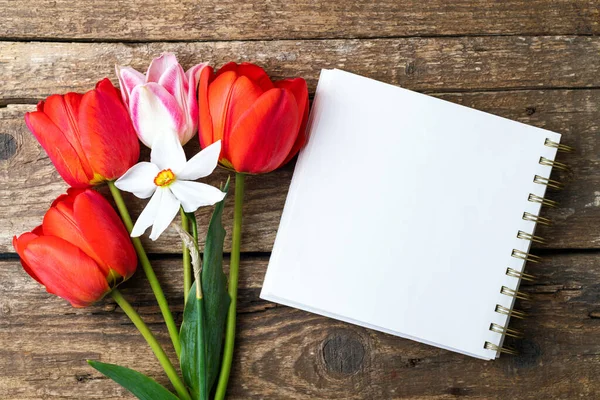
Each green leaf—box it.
[180,179,231,399]
[87,360,179,400]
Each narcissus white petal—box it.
[178,140,221,180]
[120,137,224,240]
[131,189,163,238]
[115,162,159,199]
[150,131,187,173]
[170,180,226,213]
[149,188,180,241]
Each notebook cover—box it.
[260,69,561,359]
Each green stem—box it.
[111,289,192,400]
[214,172,245,400]
[181,209,191,304]
[108,181,181,359]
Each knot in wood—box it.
[322,331,365,375]
[0,133,17,161]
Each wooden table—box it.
[1,1,599,398]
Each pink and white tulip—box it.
[116,53,206,148]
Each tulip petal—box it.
[215,62,238,76]
[159,63,196,144]
[216,62,274,92]
[275,78,310,164]
[149,188,180,241]
[146,53,179,83]
[197,65,215,148]
[222,76,264,158]
[25,108,94,188]
[208,71,237,145]
[159,63,188,109]
[43,189,131,278]
[43,203,100,271]
[170,180,226,213]
[116,65,146,104]
[13,231,43,284]
[183,63,207,144]
[150,130,187,173]
[115,162,160,199]
[131,189,163,238]
[236,63,275,92]
[131,82,186,148]
[228,88,300,173]
[41,93,92,169]
[79,78,140,181]
[178,140,221,180]
[74,190,138,279]
[23,236,110,308]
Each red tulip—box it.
[25,78,140,188]
[13,189,137,307]
[198,62,309,174]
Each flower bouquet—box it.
[13,54,308,399]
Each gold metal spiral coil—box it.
[495,304,528,319]
[490,323,525,338]
[512,249,543,263]
[517,230,546,244]
[485,137,574,358]
[501,286,532,300]
[506,267,537,282]
[533,175,564,190]
[523,212,552,226]
[545,138,574,153]
[528,193,559,208]
[539,157,570,171]
[484,341,519,355]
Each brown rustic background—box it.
[1,1,599,399]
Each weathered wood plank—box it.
[0,0,597,41]
[2,36,600,104]
[1,87,597,252]
[1,252,599,399]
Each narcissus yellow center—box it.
[154,169,175,187]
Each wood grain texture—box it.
[1,87,597,253]
[0,0,598,41]
[1,252,599,399]
[2,36,600,104]
[1,1,600,397]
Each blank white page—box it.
[261,69,561,360]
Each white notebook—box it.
[260,69,565,360]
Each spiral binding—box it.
[490,323,524,338]
[528,194,558,208]
[484,342,519,355]
[539,157,570,171]
[500,286,532,300]
[506,267,537,282]
[512,249,543,263]
[523,212,552,226]
[484,137,572,356]
[533,175,564,190]
[545,138,574,153]
[517,230,546,244]
[495,305,527,319]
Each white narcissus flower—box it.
[116,53,206,148]
[115,133,225,240]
